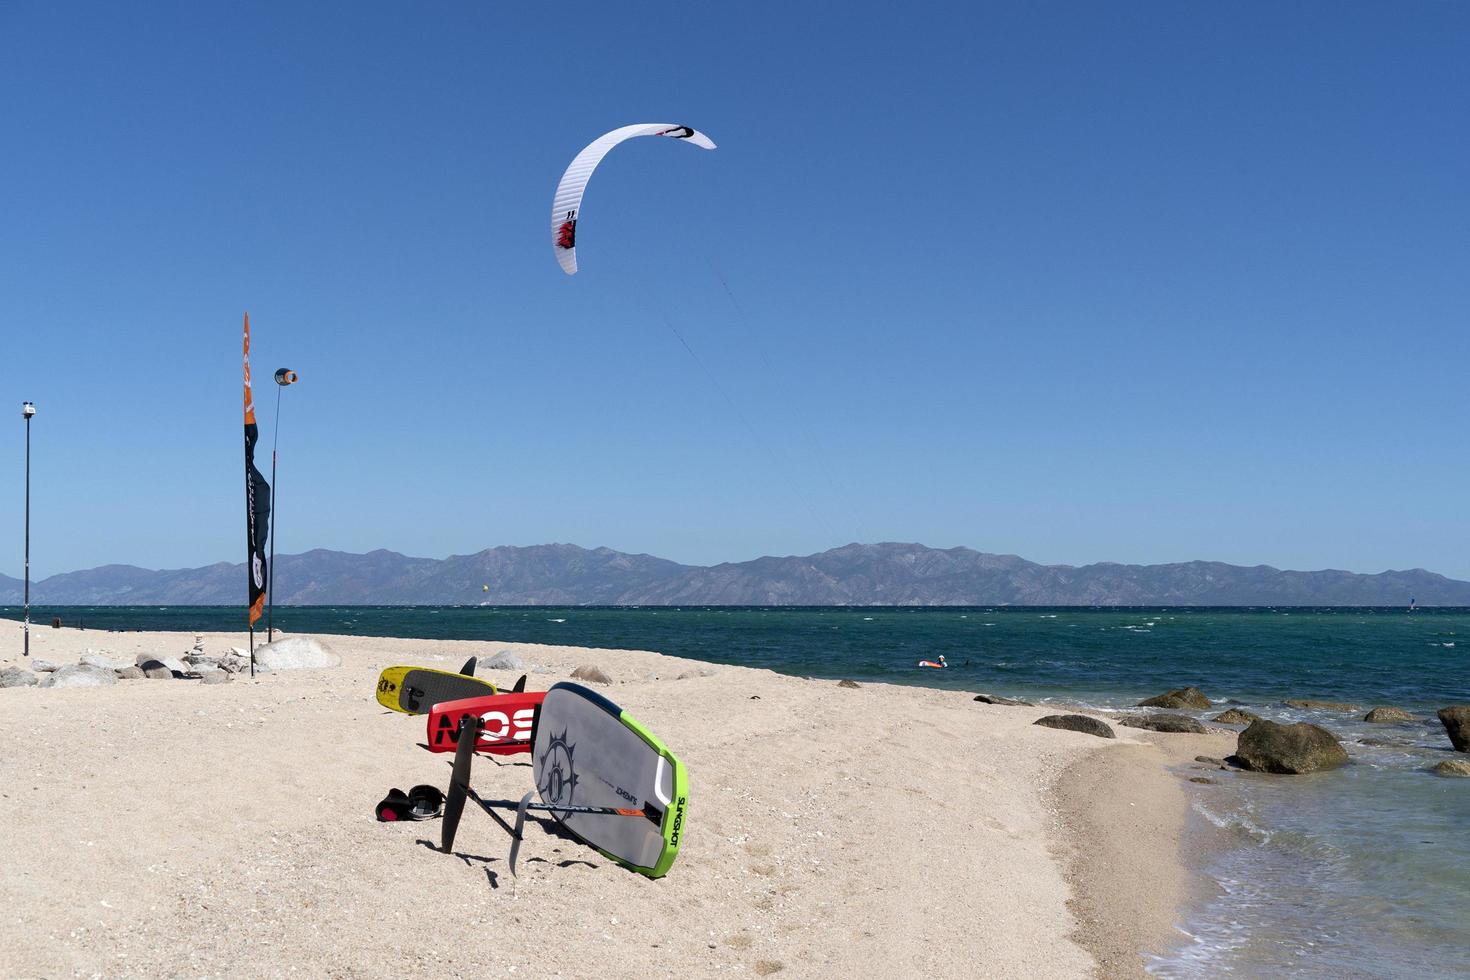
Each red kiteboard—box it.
[426,691,546,756]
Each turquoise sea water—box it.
[4,605,1467,976]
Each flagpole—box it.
[264,368,297,645]
[267,383,281,643]
[22,402,35,658]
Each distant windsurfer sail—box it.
[243,313,271,658]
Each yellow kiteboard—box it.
[376,657,497,715]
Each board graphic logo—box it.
[556,210,577,249]
[538,729,578,811]
[480,707,534,742]
[657,125,696,140]
[669,795,687,846]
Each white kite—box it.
[550,123,717,275]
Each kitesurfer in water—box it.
[917,654,947,669]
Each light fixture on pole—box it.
[21,401,35,658]
[266,368,298,643]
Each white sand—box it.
[0,621,1202,978]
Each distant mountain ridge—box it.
[1,543,1465,606]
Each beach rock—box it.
[1357,737,1395,747]
[1437,706,1470,752]
[1033,714,1115,739]
[1234,719,1349,774]
[837,679,861,689]
[219,657,247,674]
[973,693,1035,706]
[139,660,174,680]
[136,653,189,673]
[1194,755,1227,767]
[40,664,117,689]
[80,650,132,671]
[115,666,146,680]
[1,666,38,688]
[31,659,59,673]
[677,667,718,680]
[252,637,339,671]
[1188,776,1216,785]
[1283,699,1360,712]
[479,651,525,671]
[1212,708,1261,726]
[200,669,232,685]
[1121,713,1207,734]
[1137,686,1212,710]
[1432,759,1470,777]
[185,653,221,670]
[1363,707,1415,723]
[570,664,613,685]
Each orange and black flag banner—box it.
[243,313,270,627]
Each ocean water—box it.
[4,604,1467,976]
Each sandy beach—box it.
[0,620,1232,978]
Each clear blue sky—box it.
[2,2,1467,579]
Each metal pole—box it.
[23,407,31,658]
[267,383,281,643]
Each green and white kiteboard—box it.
[532,682,688,878]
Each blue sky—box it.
[2,2,1467,579]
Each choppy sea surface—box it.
[4,604,1467,976]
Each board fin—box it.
[460,655,477,677]
[511,674,527,693]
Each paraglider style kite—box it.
[550,123,716,275]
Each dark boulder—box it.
[1437,706,1470,753]
[973,693,1034,706]
[1363,707,1415,723]
[1211,708,1261,725]
[1033,714,1115,739]
[1235,719,1349,774]
[837,679,861,689]
[1137,687,1212,710]
[1283,699,1359,712]
[1121,713,1207,734]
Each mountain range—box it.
[2,543,1466,606]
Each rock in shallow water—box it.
[1432,759,1470,777]
[1137,686,1212,710]
[1234,719,1349,774]
[1363,706,1415,723]
[973,693,1035,706]
[1283,699,1360,712]
[1033,714,1115,739]
[1437,706,1470,753]
[1212,708,1261,725]
[1121,713,1207,734]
